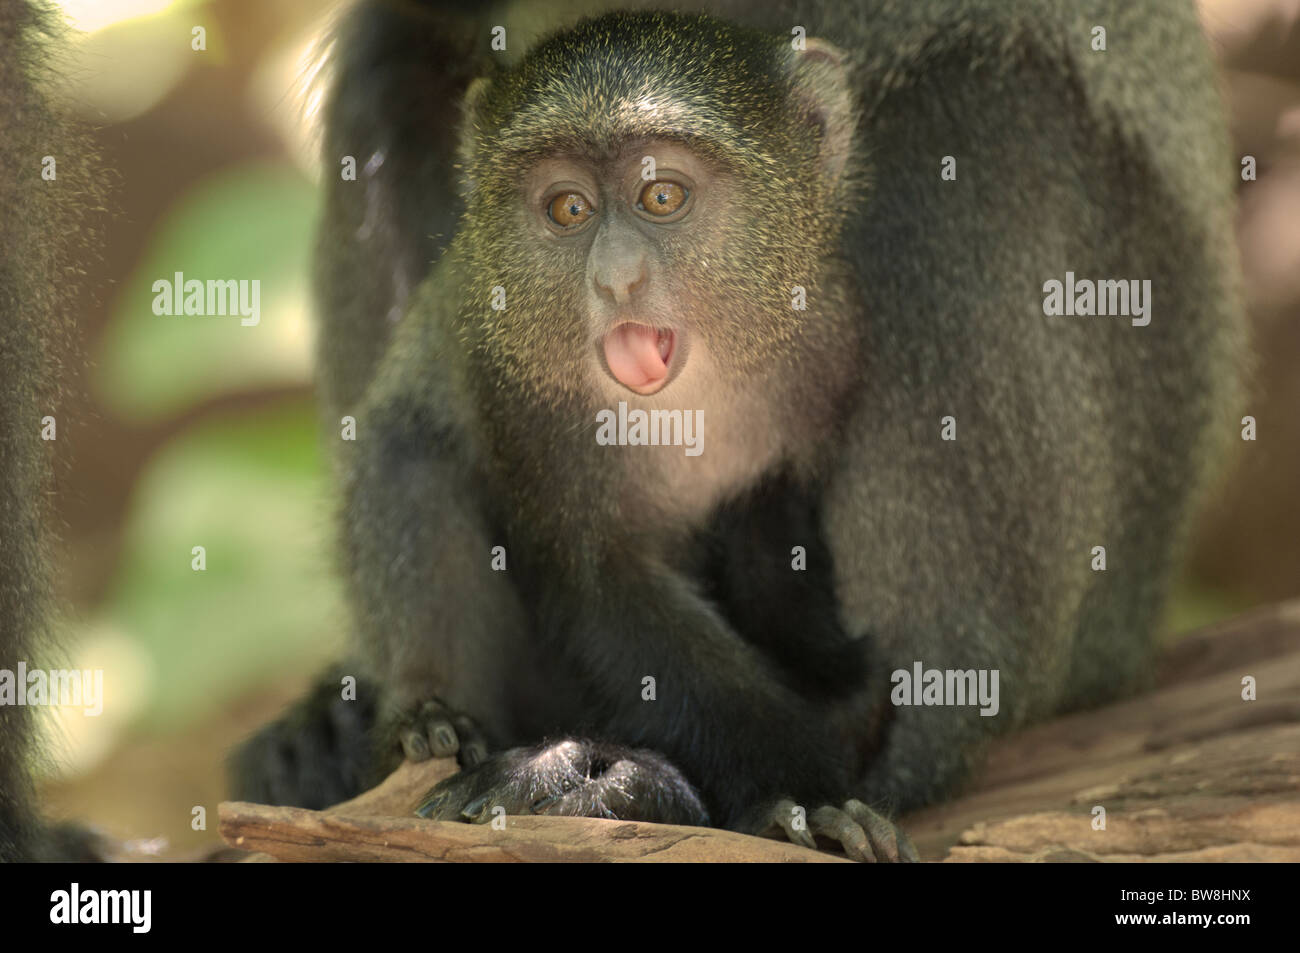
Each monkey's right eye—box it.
[547,191,596,229]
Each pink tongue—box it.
[603,323,668,391]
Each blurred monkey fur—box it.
[233,0,1245,861]
[0,0,1245,862]
[0,0,104,861]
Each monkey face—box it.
[455,15,854,407]
[523,141,721,397]
[465,133,842,406]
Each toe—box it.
[769,798,818,851]
[843,799,915,863]
[810,805,874,862]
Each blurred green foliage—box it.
[86,159,340,730]
[97,161,318,422]
[104,399,343,729]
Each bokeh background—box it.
[32,0,1300,856]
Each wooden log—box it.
[219,598,1300,863]
[903,600,1300,861]
[218,802,847,863]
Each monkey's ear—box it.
[456,77,492,193]
[787,38,856,186]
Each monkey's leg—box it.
[229,665,382,809]
[818,356,1086,812]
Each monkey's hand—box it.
[386,696,490,770]
[414,739,709,827]
[755,798,919,863]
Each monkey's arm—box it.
[495,512,874,830]
[635,576,862,811]
[419,532,908,857]
[232,276,522,807]
[700,474,873,699]
[315,0,499,417]
[338,308,533,755]
[411,454,907,855]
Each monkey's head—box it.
[456,11,858,406]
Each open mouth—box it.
[601,322,681,395]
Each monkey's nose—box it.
[594,266,648,306]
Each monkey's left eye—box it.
[636,181,688,217]
[547,191,597,228]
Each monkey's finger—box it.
[453,714,489,768]
[418,700,461,758]
[769,798,818,851]
[810,805,875,863]
[843,799,916,863]
[401,728,432,762]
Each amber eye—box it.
[547,191,596,228]
[637,180,688,217]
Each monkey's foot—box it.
[762,798,919,863]
[229,671,377,810]
[414,739,709,827]
[390,697,489,769]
